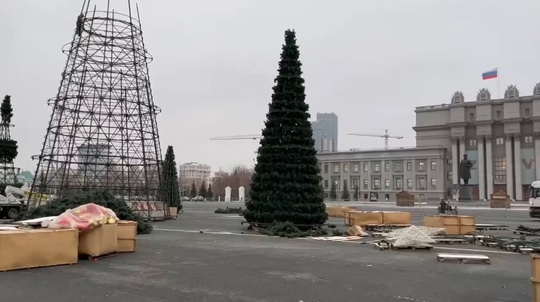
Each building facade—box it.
[415,84,540,201]
[179,162,211,188]
[317,147,447,201]
[312,112,338,153]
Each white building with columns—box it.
[414,84,540,201]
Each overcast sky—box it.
[1,0,540,174]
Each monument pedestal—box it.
[458,185,473,201]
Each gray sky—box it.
[1,0,540,174]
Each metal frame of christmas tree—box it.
[0,95,18,185]
[29,0,164,216]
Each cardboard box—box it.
[117,221,137,253]
[382,212,411,225]
[79,223,118,257]
[0,229,78,272]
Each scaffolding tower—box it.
[29,0,164,213]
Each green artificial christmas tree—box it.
[244,29,327,226]
[161,146,182,210]
[198,181,207,198]
[190,181,197,198]
[341,182,350,201]
[330,181,337,201]
[206,184,214,200]
[353,185,359,201]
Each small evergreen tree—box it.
[198,181,207,198]
[341,182,350,201]
[1,95,13,124]
[244,30,327,226]
[206,184,214,200]
[330,181,337,200]
[190,182,197,198]
[353,184,359,201]
[161,146,182,210]
[0,95,18,164]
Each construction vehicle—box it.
[529,181,540,218]
[0,186,50,219]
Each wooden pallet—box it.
[392,245,433,251]
[436,253,490,264]
[435,238,467,244]
[83,251,118,261]
[476,224,509,231]
[513,230,540,236]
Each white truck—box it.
[529,181,540,218]
[0,186,50,219]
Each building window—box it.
[431,161,437,170]
[469,112,475,121]
[394,177,403,190]
[372,178,380,190]
[494,158,507,183]
[373,162,380,172]
[343,164,348,172]
[352,177,360,189]
[447,171,453,181]
[496,138,504,145]
[447,159,452,165]
[324,164,328,173]
[353,164,359,172]
[525,108,531,117]
[469,139,477,147]
[407,162,412,171]
[332,178,340,190]
[525,136,534,144]
[394,161,403,172]
[384,162,390,172]
[363,163,368,172]
[496,110,502,119]
[418,161,425,172]
[363,179,368,189]
[324,180,328,188]
[417,176,426,190]
[343,179,348,188]
[407,179,413,189]
[333,164,339,173]
[431,178,437,187]
[384,179,390,189]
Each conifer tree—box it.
[161,146,182,210]
[330,181,337,201]
[353,184,360,201]
[198,181,207,198]
[341,181,350,201]
[206,183,214,200]
[190,182,197,198]
[244,30,327,226]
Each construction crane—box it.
[209,134,262,163]
[347,129,404,150]
[209,135,262,141]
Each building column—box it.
[451,139,458,185]
[505,136,514,199]
[459,137,466,184]
[535,137,540,182]
[478,137,486,200]
[486,138,494,198]
[514,136,523,201]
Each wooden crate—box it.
[424,216,444,228]
[532,277,540,302]
[349,211,383,226]
[459,225,476,235]
[0,229,78,272]
[458,216,476,226]
[117,221,137,253]
[79,223,118,257]
[382,212,411,225]
[532,255,540,280]
[440,215,460,225]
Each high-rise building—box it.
[179,162,212,189]
[312,113,338,153]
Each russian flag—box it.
[482,68,498,80]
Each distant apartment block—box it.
[179,162,211,189]
[312,112,338,153]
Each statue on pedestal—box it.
[459,154,473,185]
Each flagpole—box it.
[497,67,500,98]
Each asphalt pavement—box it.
[0,201,534,302]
